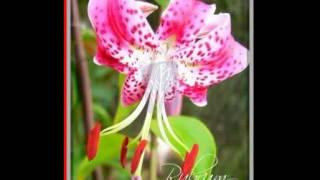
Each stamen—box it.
[132,82,157,176]
[86,122,101,161]
[129,83,156,147]
[156,90,179,153]
[141,87,157,139]
[154,63,181,153]
[131,139,148,174]
[180,144,199,179]
[120,136,129,168]
[160,97,189,151]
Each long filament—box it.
[160,98,189,151]
[100,82,152,136]
[156,92,179,153]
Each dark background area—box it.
[72,0,249,179]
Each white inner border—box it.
[249,0,254,179]
[66,0,254,179]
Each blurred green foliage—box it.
[72,0,249,179]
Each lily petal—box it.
[182,86,208,107]
[176,35,247,88]
[197,38,248,85]
[157,0,216,47]
[174,13,234,65]
[136,1,158,17]
[94,39,130,73]
[197,11,226,38]
[121,67,151,106]
[88,0,158,72]
[172,13,247,106]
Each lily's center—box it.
[148,43,177,99]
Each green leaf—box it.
[155,0,169,10]
[113,74,137,123]
[77,134,135,179]
[150,116,217,176]
[93,103,112,126]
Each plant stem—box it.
[71,0,94,133]
[150,134,158,180]
[71,0,103,179]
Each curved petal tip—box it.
[192,100,207,107]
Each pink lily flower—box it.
[87,0,248,176]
